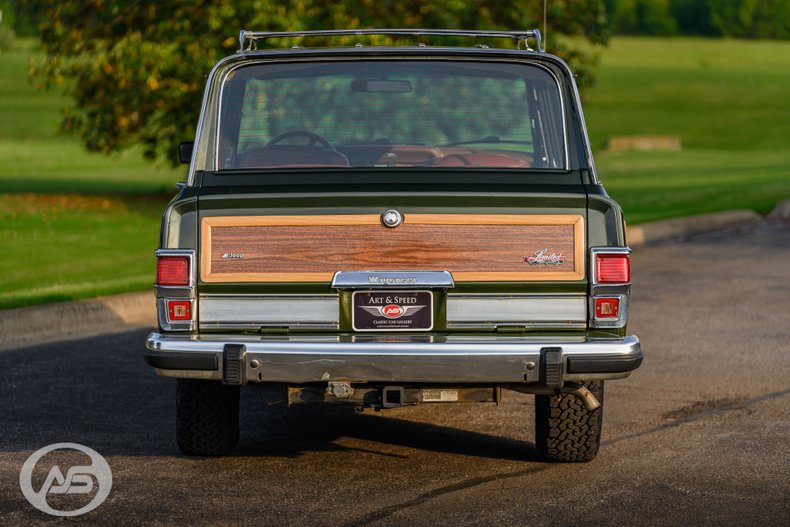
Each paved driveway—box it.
[1,223,789,525]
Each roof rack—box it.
[237,28,543,54]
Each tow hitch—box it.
[286,385,500,408]
[382,386,405,408]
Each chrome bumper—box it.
[144,333,642,385]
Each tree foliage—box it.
[606,0,678,36]
[707,0,790,40]
[0,2,16,50]
[24,0,609,163]
[606,0,790,38]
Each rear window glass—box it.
[218,60,566,170]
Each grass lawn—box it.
[0,39,184,194]
[1,36,789,308]
[596,149,790,223]
[0,193,169,309]
[0,40,180,308]
[587,37,790,222]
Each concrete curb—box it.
[627,209,763,247]
[767,199,790,222]
[0,206,780,350]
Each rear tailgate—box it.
[196,189,588,333]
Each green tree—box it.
[606,0,677,35]
[669,0,718,36]
[26,0,609,163]
[708,0,790,39]
[0,2,16,51]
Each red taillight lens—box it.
[595,253,630,283]
[595,297,620,319]
[167,300,192,321]
[156,256,190,286]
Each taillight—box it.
[595,253,630,284]
[167,300,192,321]
[595,298,620,319]
[156,256,190,286]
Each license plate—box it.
[352,291,433,331]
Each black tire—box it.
[535,381,604,462]
[176,379,240,456]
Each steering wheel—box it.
[265,130,337,151]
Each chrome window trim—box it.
[187,53,244,185]
[213,56,569,171]
[186,73,211,184]
[590,246,632,286]
[552,55,598,181]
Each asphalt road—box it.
[1,222,789,526]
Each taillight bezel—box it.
[155,249,196,332]
[589,247,631,329]
[589,294,629,328]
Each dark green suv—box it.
[144,29,642,461]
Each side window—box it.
[529,78,565,169]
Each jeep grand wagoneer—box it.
[144,29,642,461]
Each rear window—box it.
[218,60,566,170]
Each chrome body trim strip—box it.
[199,295,339,325]
[447,322,587,329]
[200,323,340,331]
[446,294,586,325]
[146,333,641,384]
[154,285,193,298]
[332,270,454,289]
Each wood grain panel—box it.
[201,214,585,283]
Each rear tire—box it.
[176,379,240,456]
[535,381,604,462]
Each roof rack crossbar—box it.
[237,28,543,53]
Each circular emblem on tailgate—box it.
[381,209,403,228]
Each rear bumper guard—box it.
[144,333,642,385]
